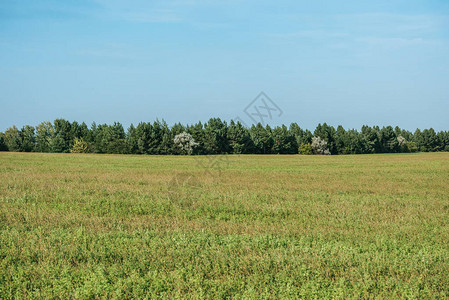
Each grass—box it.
[0,152,449,299]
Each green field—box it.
[1,152,449,298]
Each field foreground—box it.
[1,152,449,298]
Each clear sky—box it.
[1,0,448,132]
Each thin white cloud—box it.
[118,9,182,23]
[92,0,185,23]
[356,37,426,49]
[266,30,350,39]
[334,13,448,36]
[74,42,150,60]
[91,0,247,24]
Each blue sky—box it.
[1,0,448,131]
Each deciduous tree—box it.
[174,132,198,155]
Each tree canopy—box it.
[1,119,448,155]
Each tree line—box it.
[0,118,448,155]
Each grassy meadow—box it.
[0,152,449,298]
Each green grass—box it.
[1,152,449,298]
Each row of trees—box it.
[1,118,448,155]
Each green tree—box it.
[397,136,408,153]
[380,126,399,153]
[71,121,90,142]
[4,126,21,152]
[298,143,312,155]
[126,124,139,154]
[135,122,151,154]
[35,121,54,153]
[422,128,439,152]
[406,141,419,153]
[50,135,66,153]
[413,129,423,151]
[227,120,252,154]
[335,127,366,154]
[249,123,273,154]
[20,125,36,152]
[0,132,8,151]
[86,122,97,144]
[203,118,229,154]
[159,120,174,155]
[314,123,337,154]
[187,122,206,155]
[109,122,127,154]
[171,123,186,136]
[271,125,297,154]
[361,126,381,154]
[71,138,90,153]
[437,131,449,152]
[335,125,347,154]
[148,120,163,154]
[344,129,366,154]
[53,119,72,153]
[289,123,312,146]
[94,123,127,154]
[414,128,438,152]
[395,126,413,142]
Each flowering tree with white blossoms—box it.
[174,132,199,155]
[311,136,331,155]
